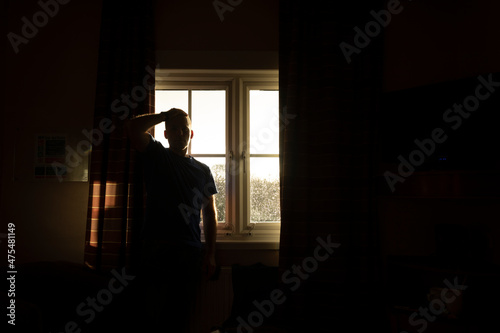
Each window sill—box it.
[202,233,280,250]
[216,239,279,250]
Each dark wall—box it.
[379,0,500,263]
[383,0,500,91]
[4,0,102,264]
[154,0,279,69]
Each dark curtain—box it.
[279,1,385,331]
[84,0,155,272]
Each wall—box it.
[3,0,102,264]
[383,0,500,91]
[154,0,279,69]
[380,0,500,264]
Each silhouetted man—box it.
[126,108,217,332]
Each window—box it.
[154,70,280,245]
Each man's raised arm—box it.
[125,113,166,152]
[126,109,189,152]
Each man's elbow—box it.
[124,120,148,152]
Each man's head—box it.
[163,108,193,156]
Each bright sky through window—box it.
[250,90,280,155]
[249,90,279,180]
[249,90,280,222]
[155,89,279,179]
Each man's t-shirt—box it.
[141,135,217,248]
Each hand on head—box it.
[166,108,188,120]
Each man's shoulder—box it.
[190,157,212,174]
[142,135,167,154]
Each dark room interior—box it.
[3,0,500,332]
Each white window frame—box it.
[155,69,280,248]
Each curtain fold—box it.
[279,1,385,331]
[84,0,155,272]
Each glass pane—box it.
[249,90,279,154]
[154,90,189,148]
[250,157,280,223]
[195,157,226,224]
[191,90,226,154]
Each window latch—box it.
[242,150,246,173]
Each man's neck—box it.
[171,148,189,157]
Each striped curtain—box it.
[278,1,385,331]
[84,0,155,272]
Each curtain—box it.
[84,0,155,272]
[278,1,385,331]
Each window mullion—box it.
[242,82,251,234]
[188,90,192,156]
[227,79,238,235]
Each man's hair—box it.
[169,107,186,114]
[165,108,192,129]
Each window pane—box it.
[195,157,226,224]
[250,157,280,223]
[191,90,226,154]
[154,90,189,148]
[249,90,279,154]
